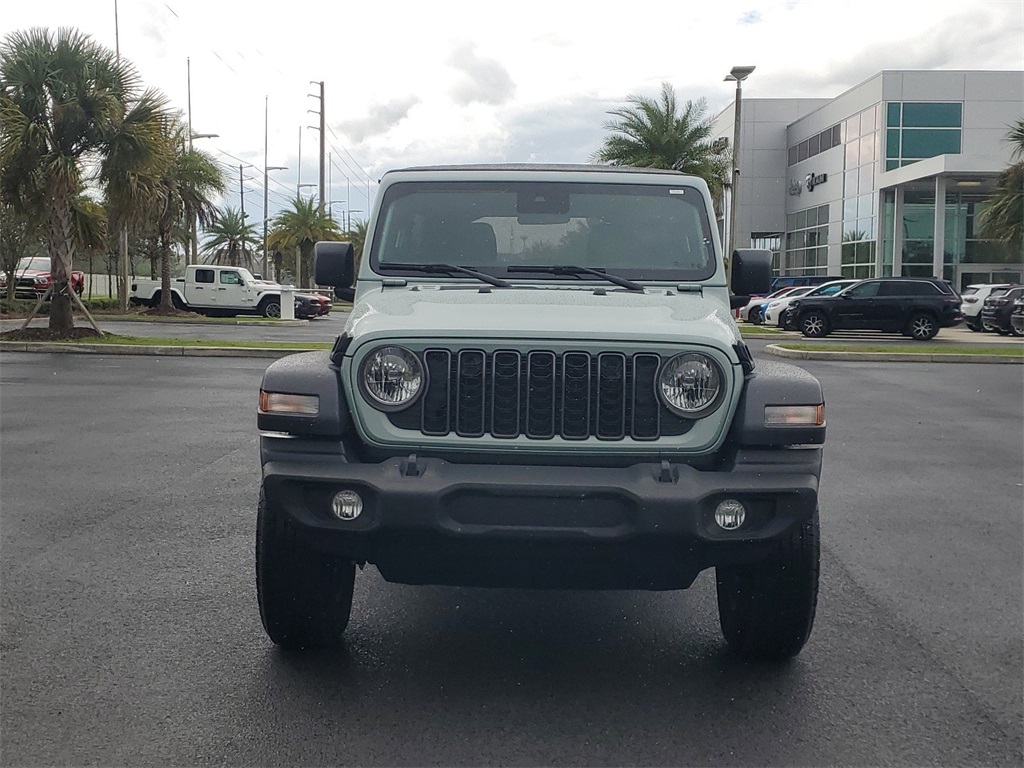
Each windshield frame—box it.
[368,180,718,283]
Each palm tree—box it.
[268,196,343,287]
[0,27,171,332]
[591,82,731,207]
[978,117,1024,256]
[145,122,225,312]
[203,207,259,269]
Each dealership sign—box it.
[805,172,828,191]
[789,171,828,195]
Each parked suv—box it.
[981,285,1024,336]
[961,284,1013,331]
[788,277,961,340]
[767,279,859,328]
[1010,296,1024,337]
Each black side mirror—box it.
[730,249,773,306]
[314,241,355,288]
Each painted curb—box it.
[766,344,1023,364]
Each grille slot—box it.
[389,349,699,440]
[455,350,486,437]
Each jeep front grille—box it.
[388,349,694,440]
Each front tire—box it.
[750,307,763,325]
[716,512,820,661]
[256,484,355,649]
[799,311,829,338]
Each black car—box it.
[788,277,961,340]
[1010,297,1024,337]
[981,286,1024,335]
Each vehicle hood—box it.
[343,286,740,349]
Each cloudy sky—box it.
[4,0,1022,224]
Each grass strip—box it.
[80,334,331,350]
[775,342,1022,357]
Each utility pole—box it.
[308,81,325,216]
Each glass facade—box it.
[784,205,830,275]
[880,189,1023,289]
[841,105,881,278]
[751,232,783,273]
[885,102,962,170]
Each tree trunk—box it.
[47,194,77,333]
[160,229,173,311]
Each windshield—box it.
[371,181,716,281]
[16,257,51,272]
[809,281,854,297]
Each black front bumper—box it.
[261,437,821,590]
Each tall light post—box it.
[724,65,755,264]
[187,133,218,265]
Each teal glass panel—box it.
[843,198,858,221]
[886,129,900,159]
[901,129,961,158]
[902,102,962,128]
[887,102,901,127]
[885,159,899,171]
[842,243,856,263]
[818,205,830,225]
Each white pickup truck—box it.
[131,265,298,317]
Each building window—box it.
[752,232,783,273]
[884,102,962,170]
[788,122,843,167]
[784,205,829,275]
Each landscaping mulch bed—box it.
[1,327,103,342]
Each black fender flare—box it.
[258,350,351,436]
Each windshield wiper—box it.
[378,263,512,288]
[506,265,644,292]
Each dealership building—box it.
[712,70,1023,289]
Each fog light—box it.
[331,490,363,520]
[715,499,746,530]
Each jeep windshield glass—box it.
[377,262,512,288]
[371,181,717,282]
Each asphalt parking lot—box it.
[1,347,1021,766]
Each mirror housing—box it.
[729,249,773,304]
[314,241,355,288]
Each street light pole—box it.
[724,65,755,265]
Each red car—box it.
[0,256,85,299]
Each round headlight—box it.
[360,346,424,410]
[658,353,723,416]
